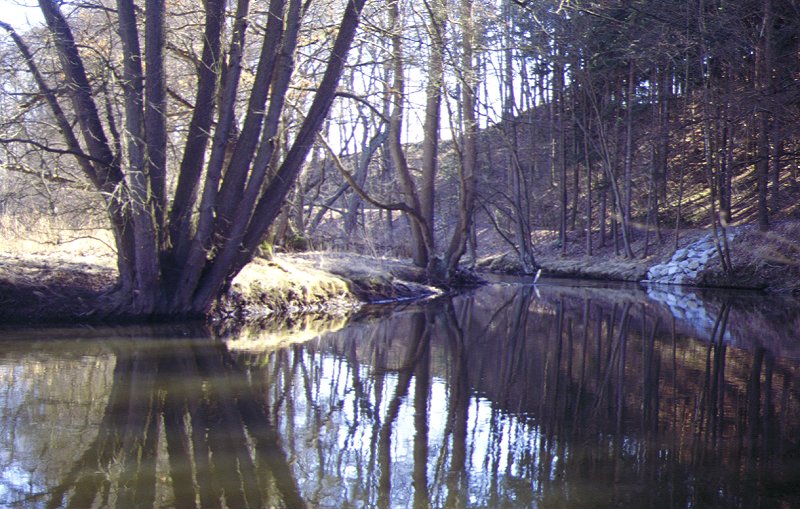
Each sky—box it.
[1,1,44,29]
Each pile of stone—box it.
[644,232,734,285]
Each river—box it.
[2,279,800,508]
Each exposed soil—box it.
[0,253,118,322]
[0,251,442,325]
[212,252,441,321]
[2,221,798,324]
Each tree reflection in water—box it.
[230,285,800,508]
[5,284,800,508]
[45,329,304,509]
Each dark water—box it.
[2,281,800,508]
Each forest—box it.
[0,0,799,317]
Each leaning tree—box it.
[0,0,367,316]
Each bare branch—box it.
[0,161,77,184]
[316,134,422,218]
[0,137,104,165]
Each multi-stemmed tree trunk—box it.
[6,0,366,317]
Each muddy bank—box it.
[0,252,442,324]
[478,251,652,282]
[3,220,798,324]
[0,253,118,322]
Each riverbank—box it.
[2,221,798,324]
[215,252,441,320]
[478,221,800,296]
[0,250,441,324]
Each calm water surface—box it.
[2,280,800,508]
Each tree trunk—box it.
[771,127,782,213]
[167,0,229,266]
[756,0,773,231]
[583,112,593,257]
[555,57,567,255]
[116,0,159,313]
[192,0,368,310]
[144,0,168,239]
[503,0,535,272]
[445,0,478,277]
[757,118,770,232]
[420,0,446,261]
[386,0,429,268]
[600,185,607,248]
[623,59,635,243]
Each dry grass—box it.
[703,221,800,294]
[221,257,357,318]
[214,252,441,320]
[0,214,116,261]
[287,252,440,300]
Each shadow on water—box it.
[2,283,800,508]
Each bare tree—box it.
[1,0,367,316]
[443,0,478,277]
